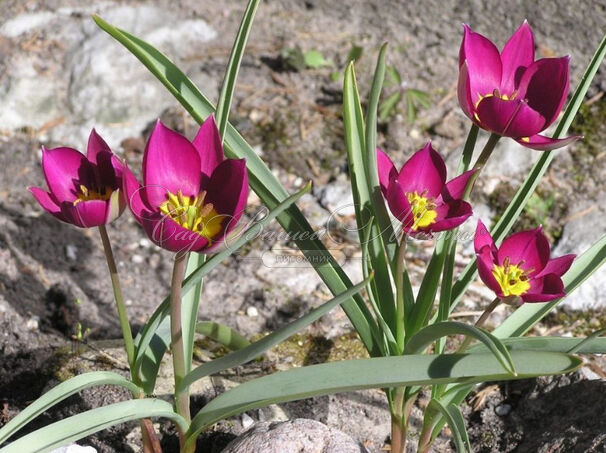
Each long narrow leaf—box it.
[0,399,186,453]
[426,400,471,453]
[215,0,260,138]
[180,275,372,391]
[185,351,580,446]
[93,16,381,356]
[404,321,516,375]
[467,335,606,354]
[196,321,251,351]
[132,183,313,387]
[344,63,396,333]
[364,43,397,264]
[0,372,140,444]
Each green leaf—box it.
[0,399,186,453]
[344,61,396,337]
[280,46,306,71]
[404,322,516,376]
[467,335,606,355]
[426,400,471,453]
[361,217,399,354]
[132,183,313,391]
[450,32,606,312]
[378,91,401,121]
[196,321,251,351]
[93,15,381,357]
[180,275,372,392]
[385,65,402,86]
[304,50,330,68]
[215,0,260,138]
[0,372,140,444]
[365,43,397,264]
[346,44,364,63]
[185,351,581,446]
[408,238,447,336]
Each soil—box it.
[1,0,606,452]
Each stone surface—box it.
[221,418,368,453]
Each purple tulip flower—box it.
[29,130,126,228]
[458,21,579,150]
[378,143,476,235]
[124,117,248,253]
[474,220,575,302]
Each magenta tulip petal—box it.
[87,130,123,190]
[476,246,503,296]
[123,165,149,220]
[515,134,581,151]
[29,187,67,222]
[207,159,249,235]
[457,61,474,120]
[87,128,111,163]
[460,25,502,104]
[65,200,109,228]
[498,227,550,274]
[537,254,575,278]
[500,21,535,94]
[520,57,570,127]
[193,116,225,186]
[142,213,210,253]
[475,97,545,137]
[429,200,473,232]
[522,274,565,302]
[386,179,414,228]
[397,143,446,198]
[42,147,89,202]
[442,169,476,201]
[143,120,202,207]
[377,148,397,195]
[474,220,495,254]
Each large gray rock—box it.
[222,418,368,453]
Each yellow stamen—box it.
[405,191,437,230]
[159,189,224,240]
[73,184,113,205]
[492,257,531,297]
[521,137,530,143]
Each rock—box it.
[495,404,512,417]
[555,202,606,309]
[314,177,355,217]
[222,419,368,453]
[246,306,259,317]
[241,412,255,429]
[0,3,217,148]
[65,244,78,261]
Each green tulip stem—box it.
[98,224,135,368]
[457,297,501,353]
[170,251,193,451]
[395,231,408,353]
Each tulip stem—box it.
[98,225,135,368]
[457,297,501,352]
[170,252,192,451]
[472,133,500,171]
[395,231,407,353]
